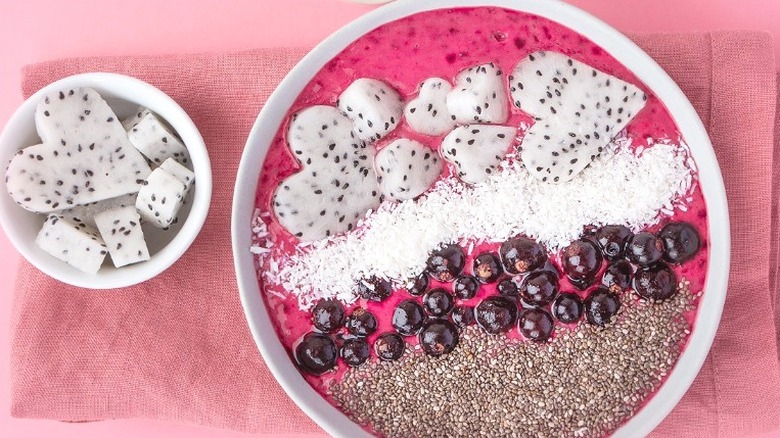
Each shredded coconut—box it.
[256,141,693,309]
[249,208,273,256]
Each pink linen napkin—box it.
[9,32,780,436]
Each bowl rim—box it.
[232,0,730,436]
[0,72,213,289]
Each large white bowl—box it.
[232,0,730,436]
[0,73,212,289]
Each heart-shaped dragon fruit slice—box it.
[404,78,456,136]
[273,105,381,241]
[337,78,404,143]
[509,51,647,182]
[375,138,442,202]
[287,106,364,166]
[441,125,517,184]
[446,62,509,125]
[5,88,152,213]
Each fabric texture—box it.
[9,32,780,436]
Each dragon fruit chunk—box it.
[123,107,191,167]
[441,125,517,184]
[446,63,509,125]
[374,139,443,202]
[159,157,195,191]
[5,88,151,213]
[288,106,362,164]
[94,205,150,267]
[509,51,648,183]
[273,106,381,241]
[337,78,403,143]
[58,193,138,228]
[121,107,152,131]
[404,78,456,136]
[273,146,380,241]
[35,214,107,274]
[135,167,188,229]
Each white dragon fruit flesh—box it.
[94,205,150,268]
[123,106,191,167]
[374,139,442,202]
[337,78,403,143]
[441,125,517,184]
[121,107,152,130]
[159,157,195,192]
[135,167,189,229]
[5,88,151,213]
[510,51,648,183]
[58,193,137,228]
[287,105,364,165]
[404,78,456,136]
[273,105,381,241]
[35,213,108,274]
[446,62,509,125]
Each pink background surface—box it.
[0,1,778,437]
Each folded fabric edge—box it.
[773,72,780,352]
[19,47,312,98]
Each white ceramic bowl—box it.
[0,72,212,289]
[232,0,730,436]
[344,0,395,4]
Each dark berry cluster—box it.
[295,222,701,375]
[296,299,385,375]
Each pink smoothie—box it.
[252,5,709,435]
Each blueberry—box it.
[374,333,405,361]
[601,260,633,293]
[392,299,426,336]
[475,296,518,334]
[426,244,466,282]
[344,308,377,338]
[453,275,480,299]
[451,305,475,328]
[311,299,345,333]
[500,236,547,274]
[584,288,621,326]
[473,252,503,283]
[340,338,369,367]
[418,319,459,357]
[519,270,558,306]
[561,239,602,289]
[294,332,338,375]
[518,308,554,342]
[357,276,393,302]
[659,222,701,264]
[626,232,665,268]
[595,225,633,260]
[634,262,677,301]
[423,288,454,317]
[497,278,519,297]
[404,272,429,296]
[552,292,583,324]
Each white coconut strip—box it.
[258,140,693,310]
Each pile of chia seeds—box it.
[330,281,695,437]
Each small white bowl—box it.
[233,0,729,436]
[0,72,212,289]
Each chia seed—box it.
[329,280,696,437]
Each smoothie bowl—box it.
[232,0,729,436]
